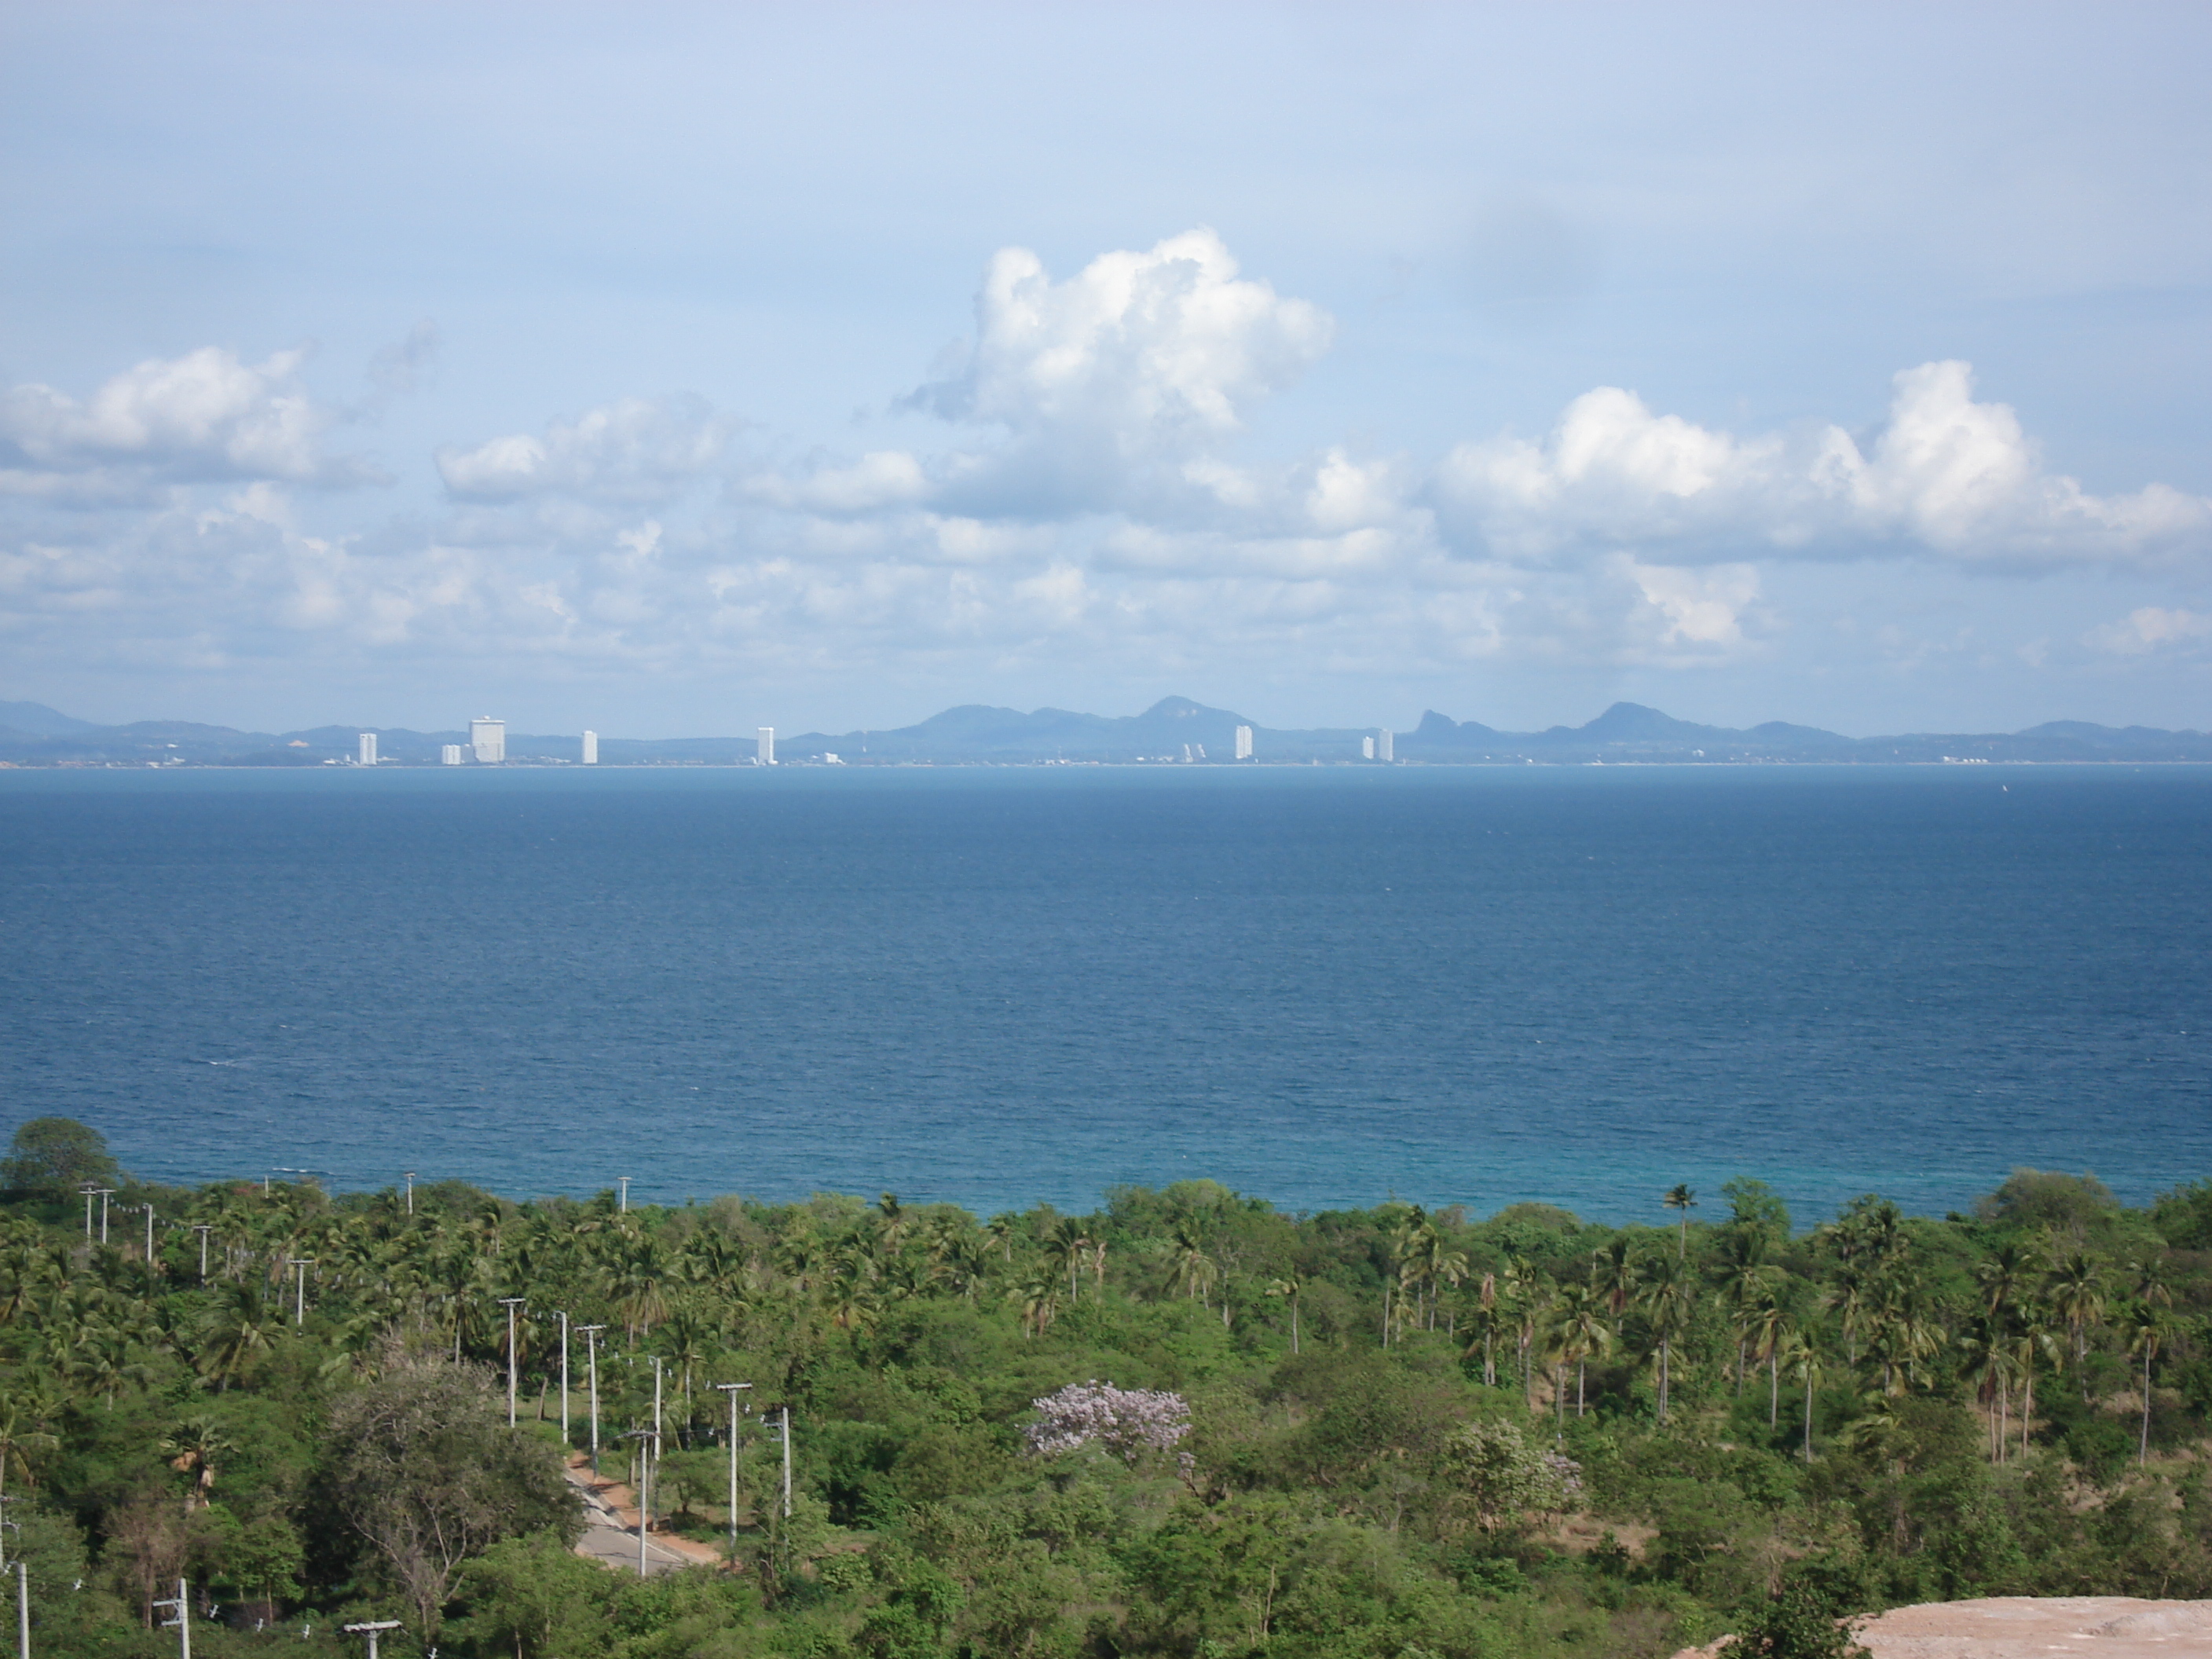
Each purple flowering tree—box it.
[1024,1380,1192,1464]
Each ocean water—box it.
[0,764,2205,1228]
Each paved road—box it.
[565,1462,718,1577]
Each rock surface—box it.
[1673,1598,2212,1659]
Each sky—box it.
[2,3,2210,739]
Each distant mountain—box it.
[777,696,1368,763]
[2,697,2208,766]
[1404,703,2212,763]
[0,700,102,737]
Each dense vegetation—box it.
[5,1116,2212,1659]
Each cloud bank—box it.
[2,231,2207,705]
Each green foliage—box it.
[1974,1169,2119,1236]
[1723,1564,1870,1659]
[1,1117,119,1196]
[3,1166,2212,1659]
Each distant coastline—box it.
[4,693,2211,767]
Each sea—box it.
[1,764,2206,1229]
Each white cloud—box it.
[902,228,1333,518]
[1434,361,2212,570]
[2084,606,2212,655]
[0,346,379,500]
[437,395,731,503]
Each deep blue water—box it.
[0,765,2206,1227]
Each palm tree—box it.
[160,1415,236,1510]
[1166,1224,1216,1309]
[1639,1252,1696,1423]
[1015,1274,1061,1339]
[1713,1232,1773,1393]
[1551,1283,1615,1418]
[1975,1240,2039,1323]
[1500,1256,1546,1408]
[0,1397,59,1500]
[1750,1295,1791,1426]
[1042,1218,1093,1303]
[1782,1335,1823,1461]
[1955,1320,2014,1462]
[2045,1252,2106,1402]
[2008,1311,2060,1463]
[1662,1185,1697,1260]
[2123,1302,2169,1465]
[196,1282,277,1390]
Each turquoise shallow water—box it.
[0,764,2204,1226]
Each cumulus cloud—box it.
[0,346,380,501]
[12,233,2208,700]
[1434,361,2212,570]
[897,228,1333,518]
[437,395,732,504]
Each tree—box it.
[1550,1284,1614,1418]
[2045,1252,2106,1402]
[1441,1419,1582,1536]
[1663,1185,1698,1259]
[2,1118,119,1195]
[449,1529,617,1659]
[1639,1252,1696,1422]
[2122,1302,2169,1465]
[324,1345,579,1639]
[1265,1270,1304,1356]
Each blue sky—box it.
[2,2,2209,738]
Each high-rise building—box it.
[581,731,598,765]
[1377,729,1394,762]
[757,727,776,765]
[1233,725,1254,760]
[1361,735,1375,760]
[471,717,505,764]
[357,732,378,766]
[441,744,463,766]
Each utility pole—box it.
[14,1559,25,1659]
[620,1430,657,1577]
[287,1258,313,1326]
[79,1186,95,1240]
[192,1227,211,1284]
[403,1172,415,1216]
[558,1312,571,1446]
[342,1621,400,1659]
[762,1406,792,1519]
[140,1205,155,1268]
[578,1326,605,1474]
[713,1382,753,1553]
[94,1189,115,1246]
[497,1298,526,1427]
[152,1577,189,1659]
[652,1357,663,1452]
[617,1177,632,1214]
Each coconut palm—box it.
[1662,1185,1697,1259]
[1551,1282,1615,1418]
[1782,1335,1824,1461]
[1749,1295,1792,1426]
[1639,1252,1696,1423]
[2123,1302,2170,1465]
[1166,1224,1217,1309]
[196,1281,279,1390]
[161,1415,235,1509]
[2045,1252,2106,1401]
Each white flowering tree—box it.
[1024,1381,1192,1465]
[1441,1418,1583,1535]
